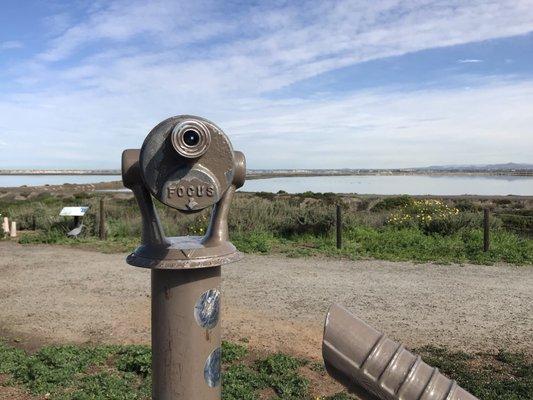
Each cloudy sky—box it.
[1,0,532,169]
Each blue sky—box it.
[0,0,532,169]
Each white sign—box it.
[60,206,89,217]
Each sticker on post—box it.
[204,347,221,387]
[194,289,220,329]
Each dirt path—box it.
[0,241,531,359]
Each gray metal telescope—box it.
[122,115,245,400]
[323,304,479,400]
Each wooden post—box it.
[10,221,17,238]
[32,215,36,231]
[99,197,107,240]
[336,204,342,249]
[483,208,490,252]
[2,217,9,237]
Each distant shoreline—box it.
[246,171,533,179]
[1,169,533,178]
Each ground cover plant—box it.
[2,191,532,264]
[0,340,346,399]
[0,340,530,399]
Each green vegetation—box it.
[221,341,248,364]
[418,346,533,400]
[2,191,532,264]
[0,340,530,399]
[0,340,343,399]
[254,354,308,399]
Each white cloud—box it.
[458,59,484,63]
[1,0,533,168]
[222,79,533,168]
[36,0,533,90]
[38,0,226,62]
[0,41,23,50]
[1,76,532,168]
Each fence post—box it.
[336,204,342,249]
[99,197,107,240]
[3,217,9,237]
[10,221,17,238]
[483,208,490,252]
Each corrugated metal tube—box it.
[322,304,479,400]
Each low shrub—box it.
[12,345,111,394]
[116,345,151,377]
[417,346,532,400]
[223,364,265,400]
[222,341,248,364]
[497,213,533,236]
[256,353,308,399]
[455,199,480,212]
[231,231,276,253]
[387,199,461,235]
[371,195,413,212]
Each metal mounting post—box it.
[122,115,245,400]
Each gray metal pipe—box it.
[152,267,222,399]
[323,304,479,400]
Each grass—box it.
[3,192,533,265]
[18,232,139,253]
[230,226,533,265]
[417,346,533,400]
[0,340,530,399]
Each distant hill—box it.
[421,163,533,171]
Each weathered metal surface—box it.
[171,119,212,159]
[139,115,235,212]
[122,116,246,270]
[152,268,221,399]
[126,247,243,269]
[122,115,245,400]
[323,304,479,400]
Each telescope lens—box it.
[171,120,211,158]
[183,130,200,147]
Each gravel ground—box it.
[0,241,531,359]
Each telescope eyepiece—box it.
[139,115,239,211]
[183,130,200,147]
[171,120,211,158]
